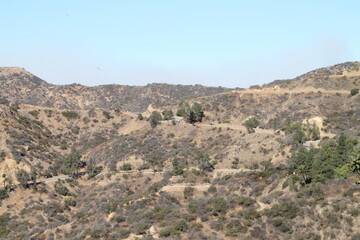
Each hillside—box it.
[264,61,360,90]
[0,67,228,112]
[0,62,360,239]
[196,87,360,134]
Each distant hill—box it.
[0,67,229,112]
[264,61,360,90]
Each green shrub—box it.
[236,196,254,207]
[102,111,113,119]
[209,198,228,214]
[191,169,201,176]
[159,227,178,237]
[350,88,359,96]
[61,111,79,120]
[117,228,130,238]
[208,185,217,193]
[29,110,40,118]
[265,200,298,219]
[55,182,70,196]
[225,222,247,236]
[0,214,10,237]
[272,218,292,233]
[0,189,8,200]
[106,202,118,214]
[121,163,132,171]
[240,208,261,220]
[64,198,76,207]
[173,219,188,232]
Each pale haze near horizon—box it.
[1,0,359,88]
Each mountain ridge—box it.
[0,67,229,112]
[264,61,360,90]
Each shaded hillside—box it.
[264,61,360,90]
[0,67,229,112]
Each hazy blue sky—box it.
[1,1,359,88]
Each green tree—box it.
[311,142,341,182]
[183,102,205,123]
[350,149,360,173]
[30,168,37,184]
[305,122,320,140]
[271,117,280,131]
[243,117,259,133]
[86,158,102,179]
[196,152,214,173]
[176,102,190,117]
[334,164,350,179]
[149,111,162,128]
[59,149,83,176]
[285,122,306,146]
[312,124,320,140]
[16,169,31,188]
[190,103,204,122]
[290,147,315,184]
[162,110,174,120]
[187,111,197,123]
[55,182,70,196]
[350,148,360,183]
[137,113,144,120]
[172,158,183,175]
[292,135,359,185]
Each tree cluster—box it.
[290,133,359,185]
[176,102,204,123]
[243,118,259,133]
[284,121,320,147]
[53,149,83,176]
